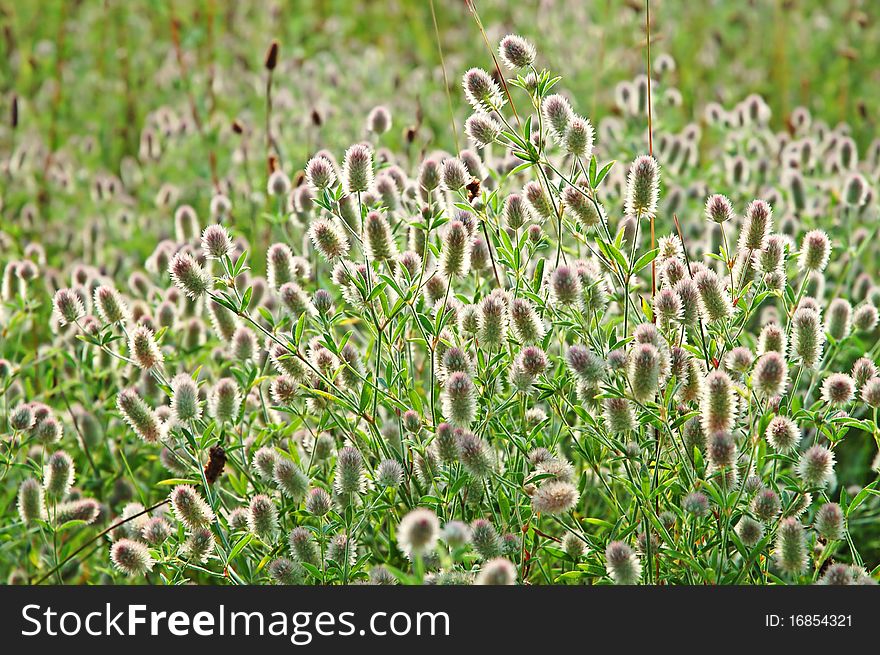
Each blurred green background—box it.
[2,0,877,169]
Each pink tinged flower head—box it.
[169,251,212,299]
[305,155,337,190]
[531,480,579,515]
[170,484,215,530]
[462,67,505,112]
[94,285,130,324]
[308,217,350,261]
[52,288,85,326]
[498,34,536,69]
[765,416,801,453]
[628,343,661,402]
[397,508,440,559]
[563,116,594,157]
[43,450,74,498]
[366,105,392,135]
[738,199,773,251]
[753,351,788,398]
[128,324,163,370]
[342,143,374,194]
[110,539,155,576]
[798,229,831,272]
[475,557,517,585]
[797,445,835,488]
[704,193,734,224]
[443,371,477,428]
[542,94,573,143]
[201,224,233,260]
[465,112,502,148]
[821,373,855,405]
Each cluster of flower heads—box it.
[2,28,880,587]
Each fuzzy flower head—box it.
[605,541,641,585]
[247,494,279,541]
[475,557,517,585]
[765,416,801,453]
[798,229,831,272]
[366,105,392,135]
[334,446,366,495]
[462,67,505,112]
[498,34,536,69]
[305,155,337,191]
[753,351,788,398]
[128,325,163,370]
[814,502,844,541]
[117,388,164,443]
[18,478,46,523]
[52,288,85,326]
[738,199,773,251]
[94,285,130,324]
[208,377,242,424]
[397,508,440,559]
[704,193,734,224]
[628,343,661,402]
[342,143,374,194]
[170,485,215,530]
[798,445,835,488]
[821,373,855,405]
[110,539,155,576]
[624,155,660,219]
[43,450,74,498]
[791,307,825,368]
[531,481,579,515]
[439,220,471,278]
[201,224,233,260]
[542,94,573,143]
[169,251,212,299]
[563,116,594,157]
[442,371,477,427]
[309,218,350,262]
[775,518,806,577]
[465,112,502,147]
[364,211,397,261]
